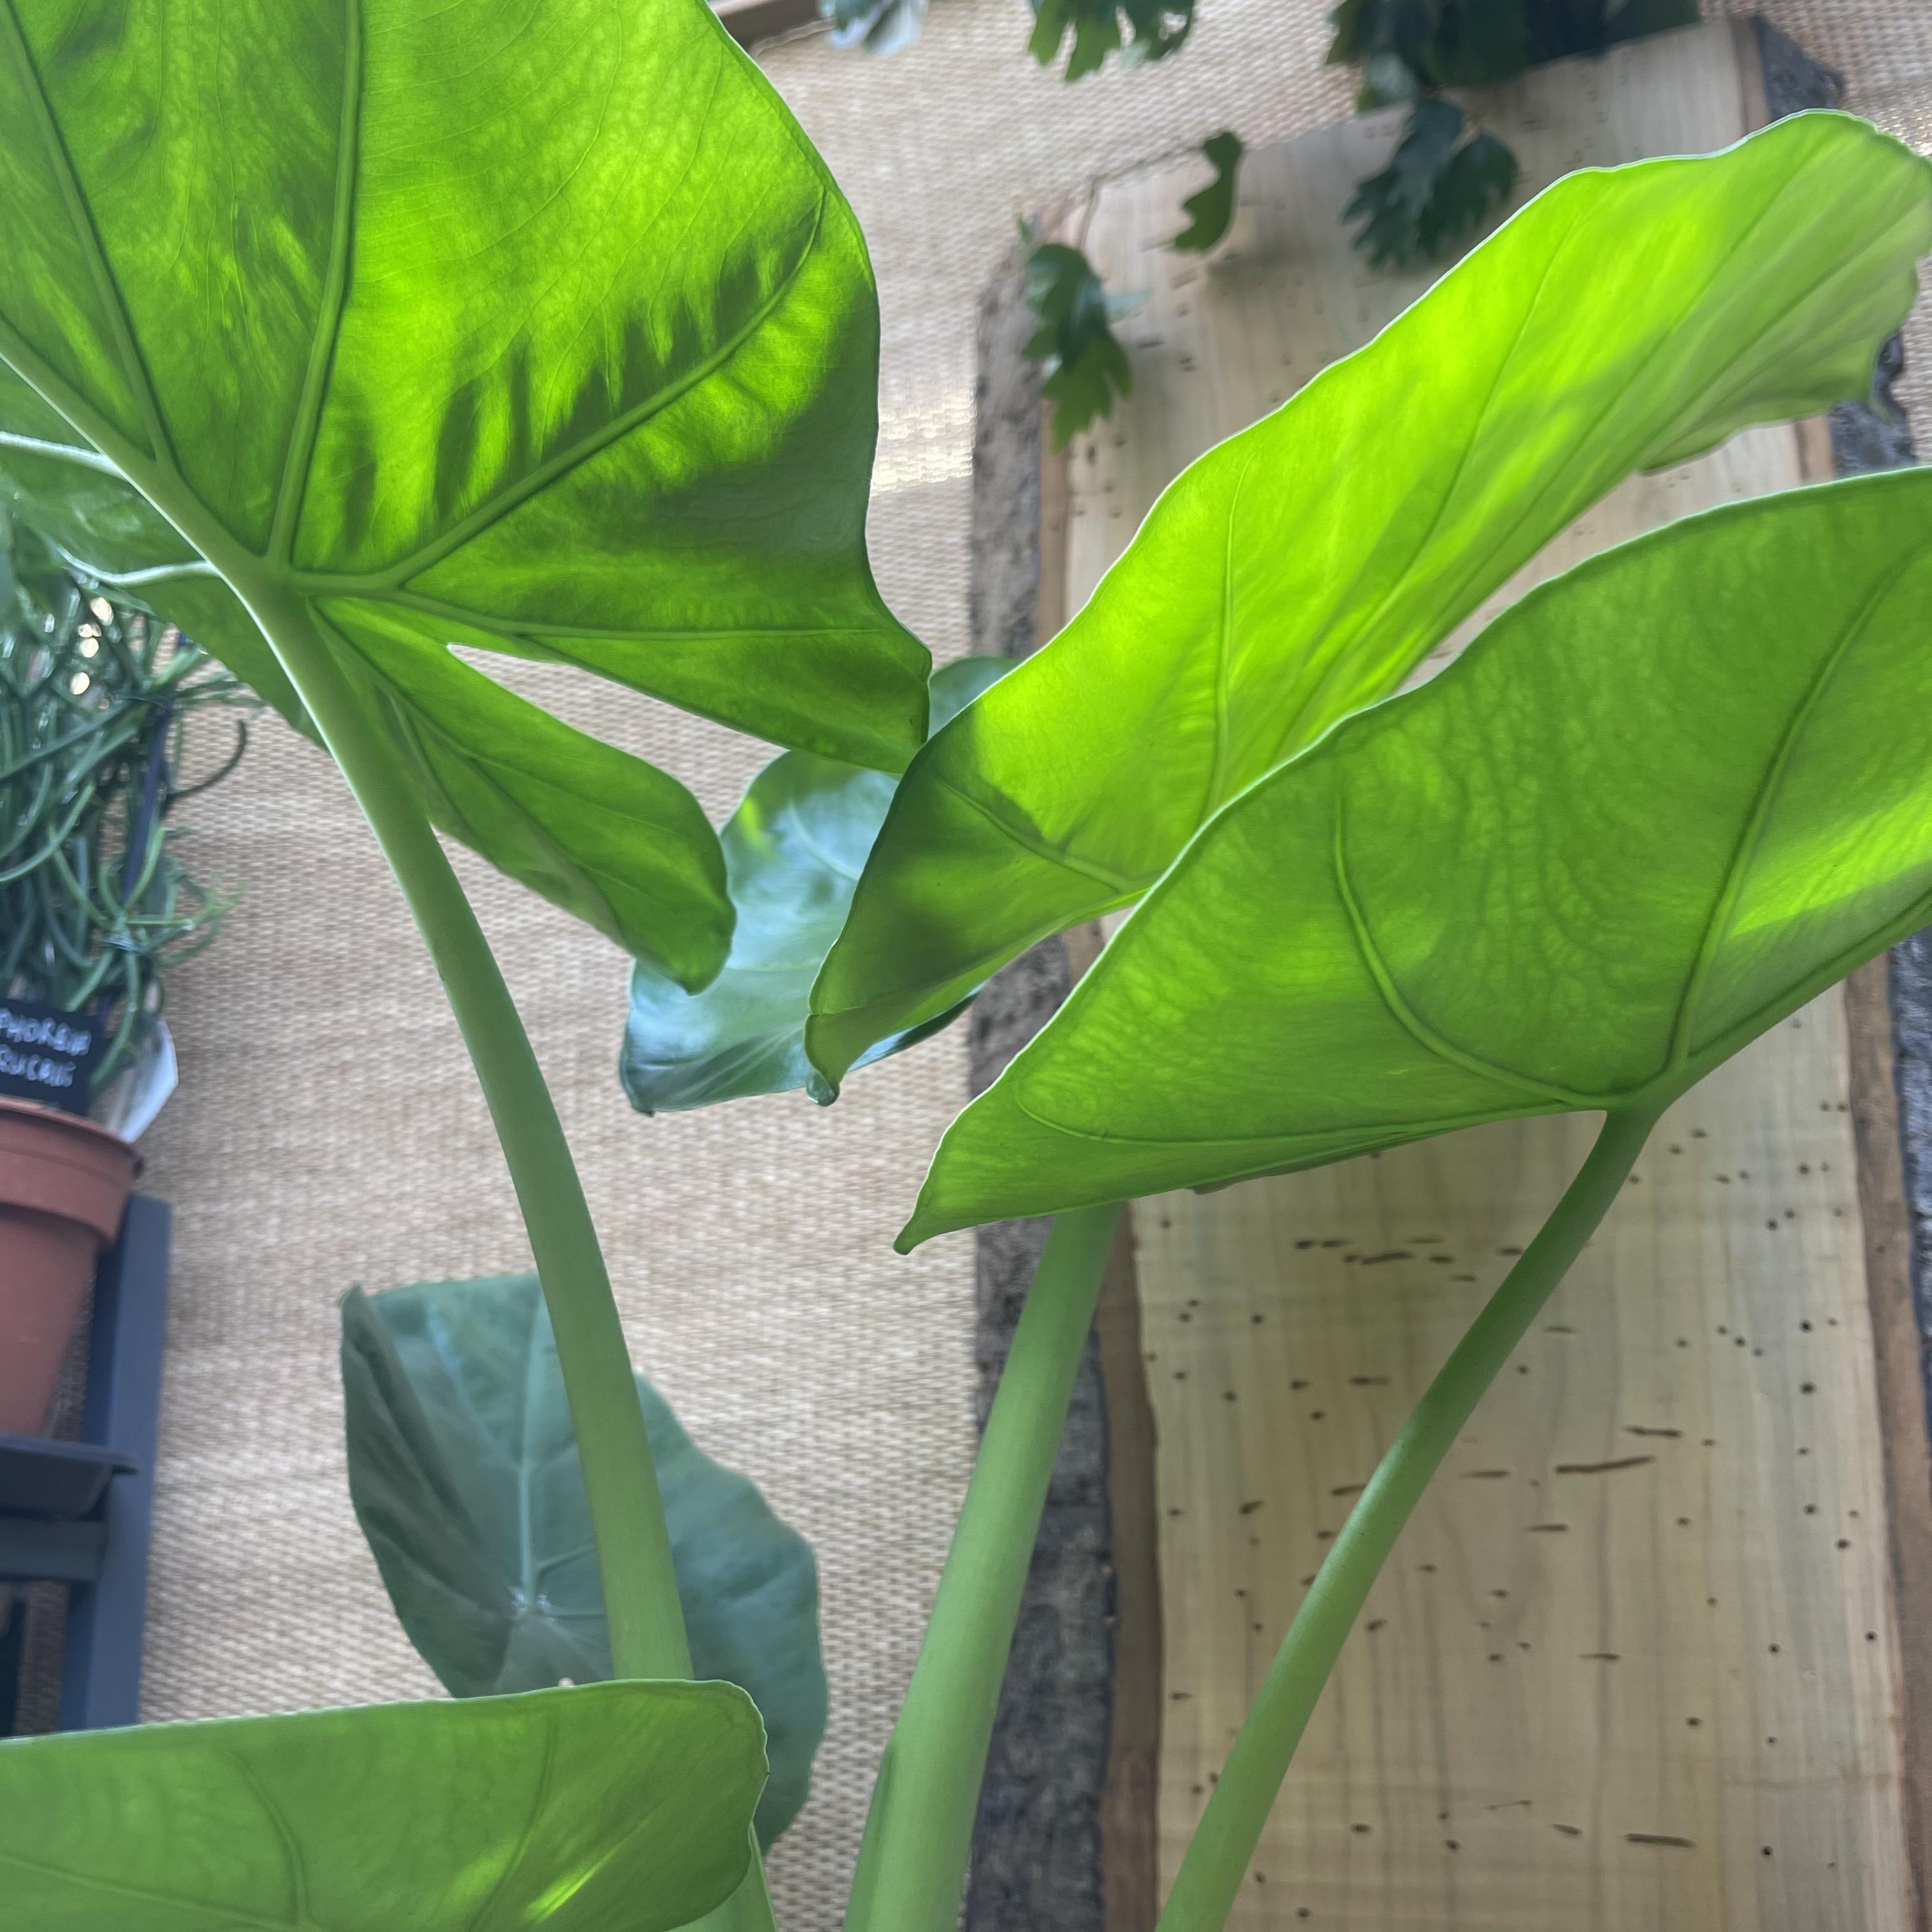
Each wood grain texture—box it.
[1064,22,1915,1926]
[1845,959,1932,1922]
[965,240,1111,1932]
[963,230,1164,1932]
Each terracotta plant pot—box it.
[0,1098,139,1435]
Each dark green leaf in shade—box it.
[624,656,1014,1114]
[1344,97,1476,270]
[1173,132,1245,254]
[0,1678,765,1929]
[1429,0,1531,86]
[1027,0,1195,82]
[1526,0,1699,65]
[1415,130,1521,259]
[341,1274,827,1848]
[901,471,1932,1244]
[806,117,1932,1093]
[1022,238,1137,450]
[1325,0,1698,264]
[0,0,930,986]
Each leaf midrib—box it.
[928,767,1141,898]
[1331,795,1613,1110]
[1668,533,1932,1067]
[267,0,364,565]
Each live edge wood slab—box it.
[966,17,1932,1932]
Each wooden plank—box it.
[1064,21,1915,1927]
[1844,958,1932,1913]
[1062,914,1165,1932]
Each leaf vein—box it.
[927,769,1141,898]
[1331,791,1611,1109]
[1667,536,1932,1064]
[365,192,830,589]
[270,0,364,563]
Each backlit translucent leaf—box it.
[0,1678,764,1929]
[342,1274,826,1846]
[809,114,1932,1087]
[0,0,927,984]
[902,470,1932,1243]
[624,656,1013,1114]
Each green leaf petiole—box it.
[237,583,694,1683]
[1155,1103,1664,1928]
[248,583,786,1932]
[847,1204,1124,1932]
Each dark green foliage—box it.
[1022,237,1137,448]
[1331,0,1698,266]
[342,1275,829,1849]
[1027,0,1195,80]
[1174,131,1245,253]
[1346,100,1521,267]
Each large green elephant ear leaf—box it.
[808,112,1932,1086]
[0,0,927,988]
[341,1274,827,1848]
[624,654,1015,1114]
[902,468,1932,1245]
[0,1679,764,1929]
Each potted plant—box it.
[0,516,249,1436]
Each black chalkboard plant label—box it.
[0,999,104,1115]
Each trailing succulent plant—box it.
[0,515,249,1103]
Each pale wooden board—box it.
[1064,21,1916,1928]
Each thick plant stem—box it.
[250,594,779,1932]
[1156,1104,1664,1932]
[845,1203,1126,1932]
[241,585,691,1685]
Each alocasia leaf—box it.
[624,655,1014,1114]
[0,0,928,986]
[0,1678,765,1929]
[900,469,1932,1244]
[341,1274,826,1848]
[808,113,1932,1089]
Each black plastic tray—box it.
[0,1432,138,1520]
